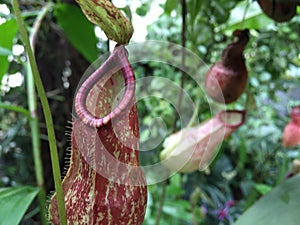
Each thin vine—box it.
[11,1,67,224]
[27,3,54,225]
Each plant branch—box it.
[154,179,168,225]
[30,3,52,47]
[179,0,187,104]
[26,3,53,225]
[172,0,187,130]
[11,1,67,225]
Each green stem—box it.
[154,180,168,225]
[11,1,67,225]
[30,4,53,47]
[26,64,48,225]
[26,4,54,225]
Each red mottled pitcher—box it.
[282,106,300,148]
[48,46,147,225]
[161,110,246,173]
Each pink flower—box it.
[226,200,235,208]
[214,200,235,221]
[216,207,230,221]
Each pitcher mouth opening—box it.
[291,106,300,116]
[74,45,135,128]
[217,110,246,129]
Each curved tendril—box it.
[74,45,135,128]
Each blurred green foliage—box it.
[0,0,299,224]
[138,1,300,224]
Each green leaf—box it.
[227,13,273,31]
[163,200,191,221]
[234,174,300,225]
[218,1,273,32]
[164,0,179,16]
[121,5,133,21]
[245,92,257,111]
[254,183,272,195]
[188,0,204,26]
[213,0,230,23]
[136,3,150,17]
[0,102,30,118]
[54,3,98,63]
[0,186,40,225]
[0,19,18,82]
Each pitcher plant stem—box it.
[11,1,67,224]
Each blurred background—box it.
[0,0,299,224]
